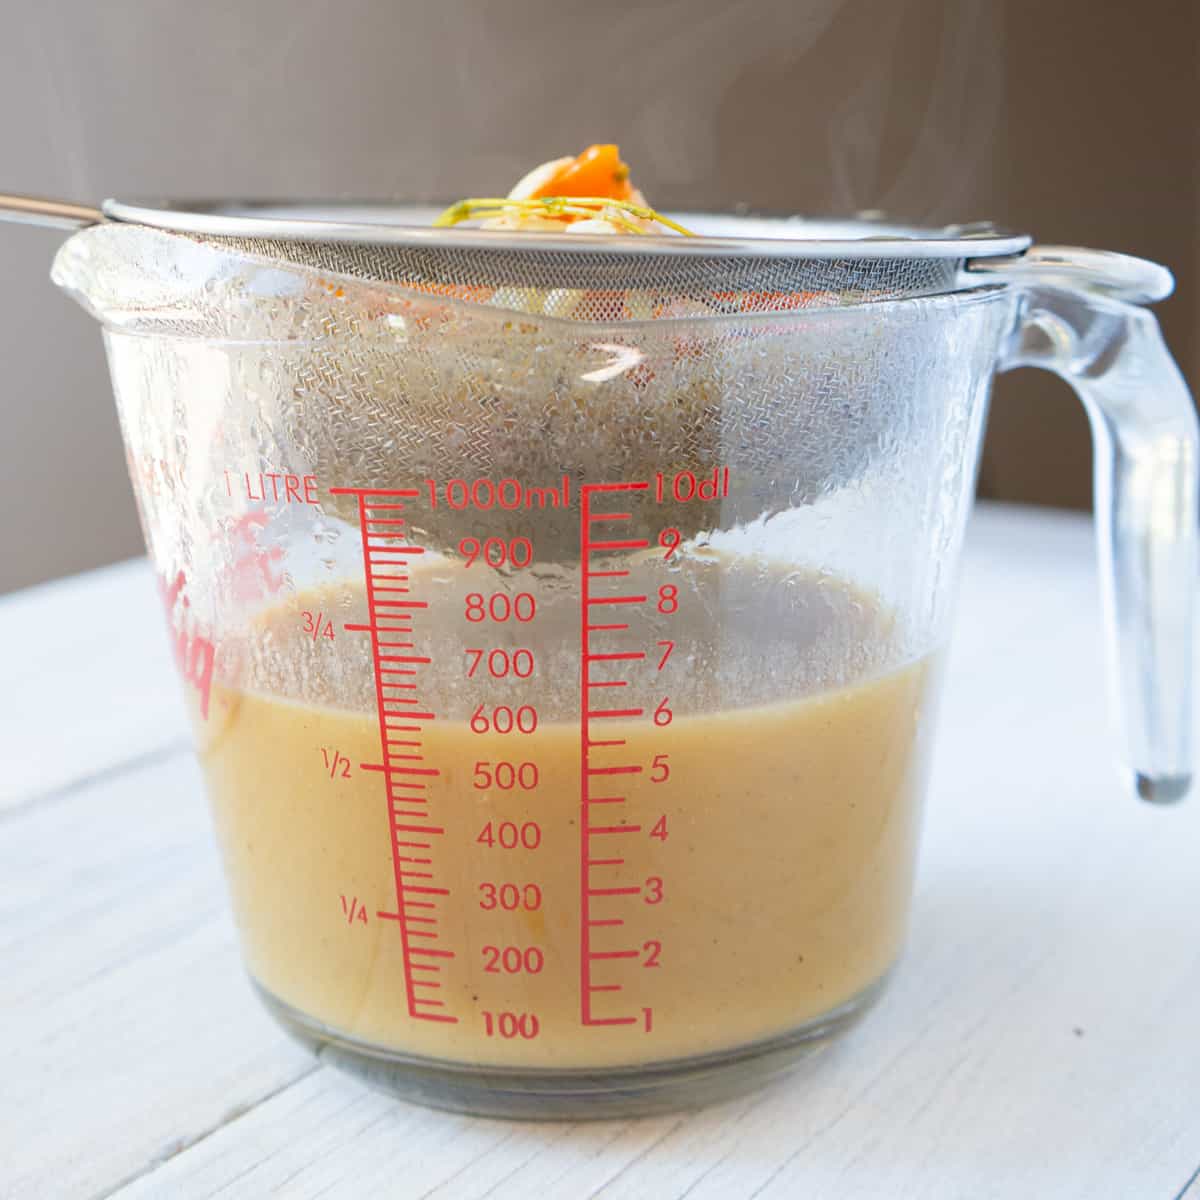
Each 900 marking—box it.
[458,535,534,569]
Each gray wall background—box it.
[1,0,1195,592]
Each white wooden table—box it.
[3,502,1199,1200]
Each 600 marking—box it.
[471,704,538,735]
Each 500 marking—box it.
[473,761,539,790]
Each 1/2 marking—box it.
[321,748,352,779]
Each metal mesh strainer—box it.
[34,201,1033,551]
[100,201,1031,318]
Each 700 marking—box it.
[466,647,535,678]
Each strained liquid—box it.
[196,555,937,1068]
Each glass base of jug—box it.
[253,974,890,1120]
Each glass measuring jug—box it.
[34,205,1197,1118]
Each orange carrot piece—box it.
[528,144,634,202]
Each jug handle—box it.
[971,246,1198,804]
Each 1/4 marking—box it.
[339,894,369,925]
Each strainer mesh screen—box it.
[202,234,961,318]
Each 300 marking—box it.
[479,882,543,911]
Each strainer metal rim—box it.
[100,199,1033,262]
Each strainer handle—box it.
[0,192,103,231]
[993,249,1198,803]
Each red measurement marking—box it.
[320,747,352,779]
[339,894,369,925]
[585,540,650,552]
[344,490,456,1026]
[580,480,665,1030]
[328,487,421,498]
[302,611,336,642]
